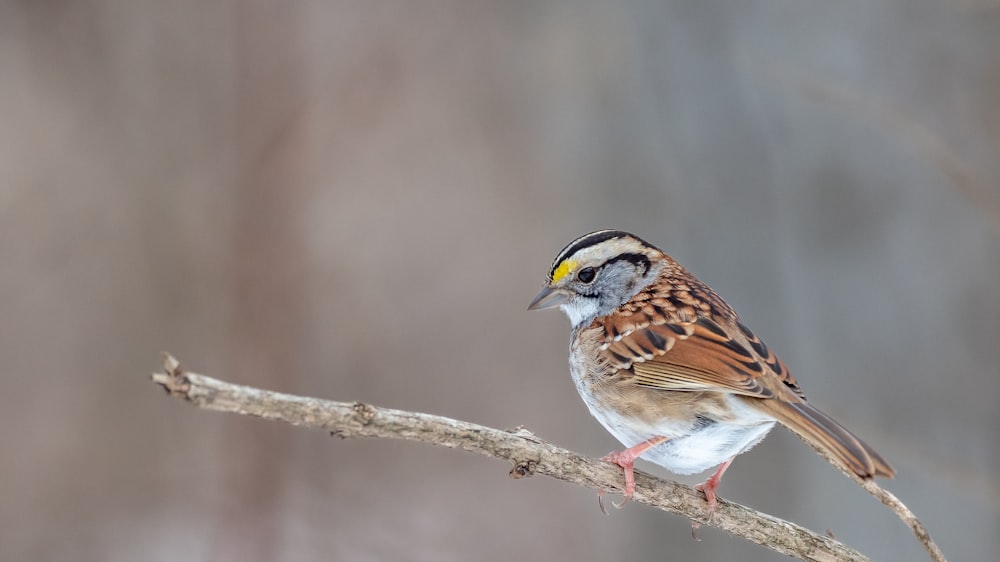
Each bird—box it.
[528,229,894,523]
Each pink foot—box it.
[691,457,734,536]
[599,436,669,511]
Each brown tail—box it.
[760,399,895,479]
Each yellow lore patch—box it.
[551,259,578,283]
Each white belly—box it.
[569,350,776,475]
[595,407,775,475]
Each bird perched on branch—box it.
[529,229,894,525]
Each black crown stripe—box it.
[548,230,655,280]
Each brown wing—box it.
[594,309,895,478]
[596,312,803,400]
[734,320,803,398]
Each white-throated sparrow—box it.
[529,230,894,521]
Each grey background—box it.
[2,1,997,561]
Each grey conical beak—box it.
[527,286,570,310]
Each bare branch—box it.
[794,434,947,562]
[150,353,939,562]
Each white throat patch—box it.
[559,298,601,328]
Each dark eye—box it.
[576,267,596,283]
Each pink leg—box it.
[691,457,734,534]
[599,436,669,511]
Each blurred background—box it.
[1,1,997,561]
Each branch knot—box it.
[509,458,538,479]
[351,402,377,425]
